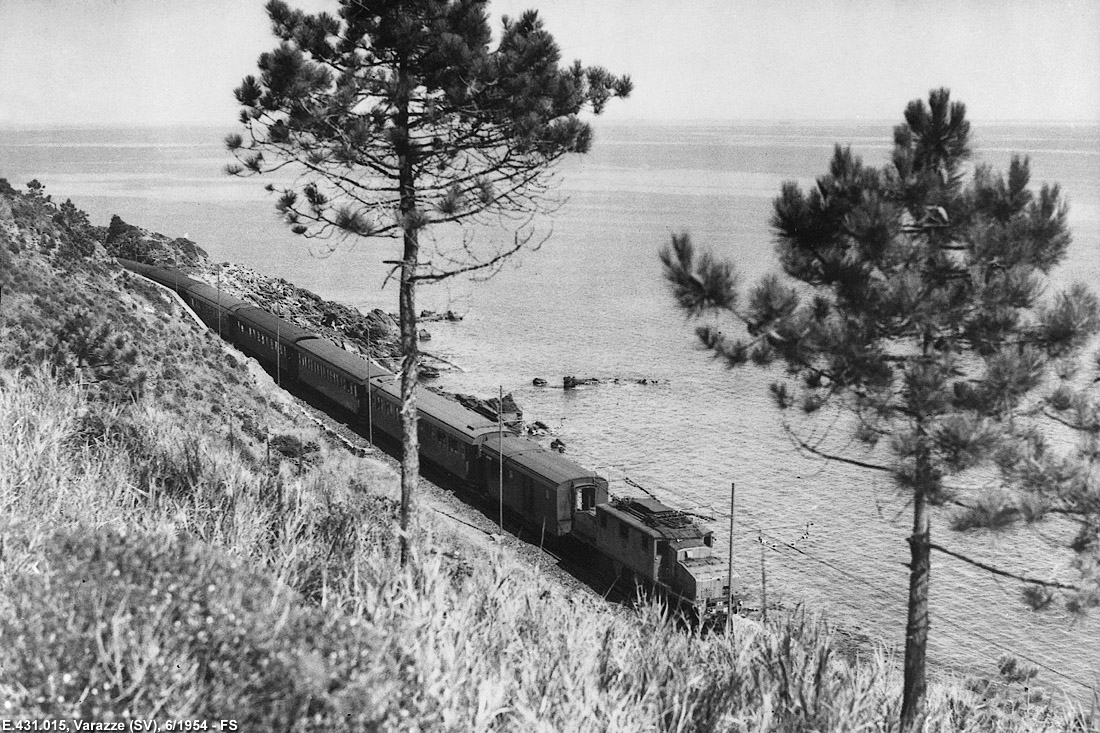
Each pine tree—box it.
[228,0,630,564]
[660,89,1099,732]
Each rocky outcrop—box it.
[104,215,207,266]
[563,376,669,389]
[191,261,405,369]
[419,309,463,322]
[442,391,523,430]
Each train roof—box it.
[117,258,157,278]
[234,306,318,344]
[181,279,251,313]
[119,259,198,290]
[482,433,606,488]
[297,338,373,382]
[370,375,499,440]
[601,498,705,542]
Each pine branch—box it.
[1042,409,1097,433]
[784,423,894,472]
[411,229,541,283]
[928,542,1079,591]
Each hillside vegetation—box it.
[0,180,1090,731]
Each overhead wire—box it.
[520,401,1097,696]
[756,528,1098,697]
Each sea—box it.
[3,120,1099,703]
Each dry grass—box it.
[1,373,1093,731]
[0,183,1093,730]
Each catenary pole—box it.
[761,539,768,623]
[498,385,504,532]
[216,263,222,339]
[727,481,735,633]
[367,326,373,444]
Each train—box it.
[118,258,739,621]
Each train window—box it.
[618,521,628,540]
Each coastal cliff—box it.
[0,179,1079,730]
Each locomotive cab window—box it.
[578,484,597,511]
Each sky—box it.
[0,0,1098,126]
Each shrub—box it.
[0,527,366,726]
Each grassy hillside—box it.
[0,179,1091,731]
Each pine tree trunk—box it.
[900,439,932,733]
[396,63,419,567]
[398,227,419,567]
